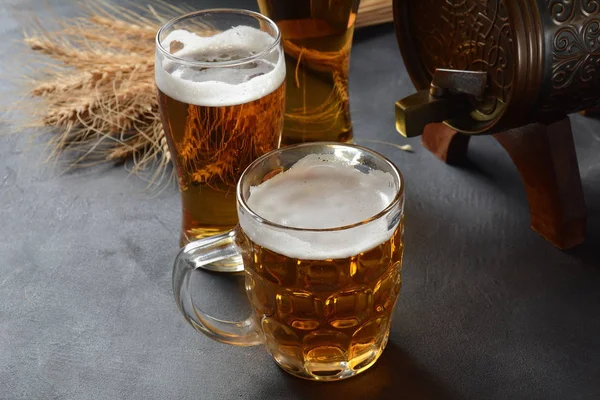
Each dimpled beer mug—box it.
[173,143,405,381]
[155,9,286,256]
[257,1,360,145]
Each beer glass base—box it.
[197,255,244,273]
[271,336,388,382]
[180,227,235,247]
[180,228,244,273]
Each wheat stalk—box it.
[13,0,188,187]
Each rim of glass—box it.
[155,8,281,68]
[237,142,405,233]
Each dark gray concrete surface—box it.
[1,1,599,399]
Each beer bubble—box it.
[156,26,285,106]
[240,154,400,260]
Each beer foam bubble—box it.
[155,26,285,106]
[239,154,401,260]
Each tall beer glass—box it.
[257,1,360,145]
[173,143,405,381]
[155,10,286,264]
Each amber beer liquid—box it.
[257,0,359,145]
[238,153,404,378]
[155,26,285,246]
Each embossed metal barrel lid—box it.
[392,0,600,136]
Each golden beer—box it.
[257,0,359,145]
[241,222,403,376]
[155,19,285,246]
[238,151,404,378]
[157,83,284,245]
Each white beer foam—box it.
[239,154,400,260]
[155,26,285,106]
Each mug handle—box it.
[172,229,263,346]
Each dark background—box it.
[1,0,599,399]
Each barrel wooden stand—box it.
[421,117,587,249]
